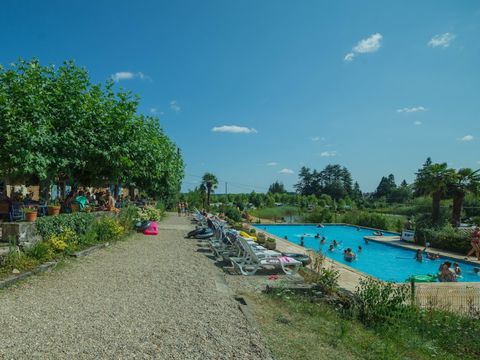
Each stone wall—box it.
[1,222,42,248]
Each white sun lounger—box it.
[230,236,301,276]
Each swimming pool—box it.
[253,224,480,283]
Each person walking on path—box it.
[466,227,480,260]
[177,202,182,217]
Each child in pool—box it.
[328,244,334,252]
[453,263,462,275]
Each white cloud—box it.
[211,125,258,134]
[414,121,422,126]
[267,162,278,166]
[428,33,456,48]
[353,33,383,53]
[112,71,151,82]
[320,151,337,157]
[397,106,427,113]
[344,33,382,62]
[150,108,157,114]
[170,100,181,113]
[344,52,355,61]
[311,136,325,142]
[459,135,474,142]
[279,168,294,175]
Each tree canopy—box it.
[0,59,183,202]
[295,164,354,201]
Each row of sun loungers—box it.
[191,209,301,276]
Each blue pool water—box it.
[254,224,480,283]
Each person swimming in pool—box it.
[358,245,362,253]
[453,262,462,276]
[300,236,305,247]
[317,224,324,228]
[364,238,369,244]
[284,235,288,240]
[415,249,423,262]
[314,233,320,239]
[373,231,383,236]
[320,237,326,245]
[328,244,334,252]
[333,239,339,247]
[344,248,356,262]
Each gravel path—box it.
[0,213,271,359]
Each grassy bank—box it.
[249,292,475,360]
[250,206,301,221]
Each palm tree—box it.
[414,162,455,225]
[449,168,480,227]
[201,172,218,207]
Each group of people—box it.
[64,189,116,212]
[438,261,462,282]
[177,201,189,216]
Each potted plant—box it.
[249,228,256,235]
[47,201,61,216]
[256,232,266,244]
[265,237,276,250]
[22,207,38,222]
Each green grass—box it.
[248,292,473,360]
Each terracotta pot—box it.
[25,212,37,222]
[47,206,61,216]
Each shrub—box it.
[36,213,96,240]
[49,228,78,253]
[94,217,125,243]
[355,277,410,327]
[225,207,242,222]
[415,224,470,253]
[2,249,38,272]
[304,208,333,223]
[249,228,256,234]
[137,206,163,221]
[25,242,54,262]
[302,251,339,295]
[118,205,139,232]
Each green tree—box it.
[414,160,455,225]
[448,168,480,227]
[201,173,218,207]
[268,180,287,194]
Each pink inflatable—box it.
[143,221,158,235]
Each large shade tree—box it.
[0,59,184,203]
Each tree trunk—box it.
[432,191,442,225]
[60,181,66,200]
[207,188,211,207]
[114,183,120,199]
[129,186,135,200]
[451,192,464,227]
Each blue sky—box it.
[1,0,479,193]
